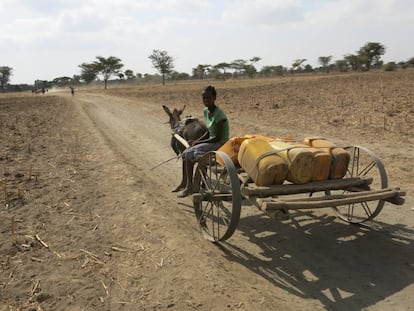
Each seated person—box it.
[174,85,230,198]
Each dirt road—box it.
[1,88,413,310]
[77,92,414,310]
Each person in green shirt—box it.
[174,85,230,198]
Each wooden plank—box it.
[242,177,373,197]
[192,193,233,202]
[258,188,403,210]
[173,133,189,148]
[282,188,401,202]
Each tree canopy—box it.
[5,40,412,90]
[93,56,124,89]
[79,62,98,84]
[318,56,333,72]
[0,66,13,90]
[148,49,174,85]
[358,42,386,70]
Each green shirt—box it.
[203,106,230,144]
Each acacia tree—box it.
[148,49,174,85]
[260,65,286,77]
[358,42,385,70]
[318,56,333,72]
[79,62,98,84]
[214,63,230,79]
[344,54,367,71]
[93,56,124,89]
[192,64,210,79]
[292,59,307,72]
[0,66,13,90]
[244,57,261,78]
[230,59,247,77]
[335,59,349,72]
[124,69,135,80]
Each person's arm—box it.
[191,120,225,146]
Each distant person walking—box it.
[69,86,74,96]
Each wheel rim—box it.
[330,145,388,223]
[193,151,241,242]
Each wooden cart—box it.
[191,145,406,242]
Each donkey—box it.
[162,105,208,155]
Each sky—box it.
[1,0,413,85]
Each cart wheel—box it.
[192,151,241,242]
[330,145,388,223]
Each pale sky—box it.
[1,0,413,84]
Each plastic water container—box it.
[217,134,275,166]
[278,140,332,181]
[303,137,350,179]
[238,138,288,186]
[310,149,332,181]
[268,140,315,184]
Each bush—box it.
[383,62,397,71]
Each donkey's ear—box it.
[162,105,172,117]
[177,105,186,116]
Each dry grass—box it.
[80,69,414,139]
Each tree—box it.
[79,62,98,84]
[72,75,81,84]
[383,62,397,71]
[148,49,174,85]
[358,42,386,70]
[243,64,257,78]
[249,56,261,64]
[93,56,124,89]
[292,59,307,72]
[213,63,230,79]
[318,56,333,73]
[260,65,286,77]
[303,64,314,73]
[170,71,190,80]
[230,59,247,77]
[52,76,72,86]
[124,69,135,80]
[243,57,261,78]
[192,64,210,79]
[335,59,349,72]
[397,61,407,69]
[0,66,13,90]
[344,54,366,71]
[407,57,414,67]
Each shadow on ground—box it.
[218,208,414,310]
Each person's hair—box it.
[203,85,217,99]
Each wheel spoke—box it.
[200,169,213,191]
[193,151,241,242]
[361,201,373,217]
[358,160,376,177]
[200,201,213,224]
[331,146,387,224]
[347,204,355,221]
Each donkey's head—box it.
[162,104,208,156]
[162,105,186,130]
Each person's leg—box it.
[172,161,186,192]
[173,148,191,192]
[176,143,221,198]
[177,160,194,197]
